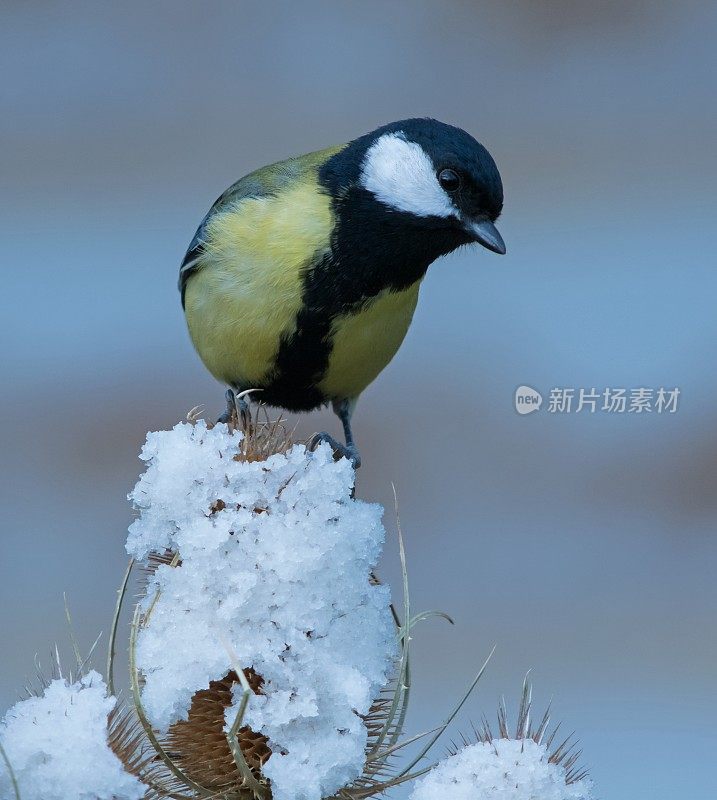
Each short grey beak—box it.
[466,219,506,255]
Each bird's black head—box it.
[320,118,505,263]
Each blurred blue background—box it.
[2,2,716,797]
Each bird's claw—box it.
[310,432,361,470]
[217,388,251,432]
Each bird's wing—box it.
[178,174,268,306]
[178,145,344,308]
[178,213,212,302]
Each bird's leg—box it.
[217,388,251,432]
[310,399,361,470]
[335,399,361,469]
[217,389,235,425]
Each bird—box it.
[180,118,505,468]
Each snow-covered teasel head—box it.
[0,407,599,800]
[410,738,593,800]
[0,671,144,800]
[410,682,593,800]
[125,420,398,800]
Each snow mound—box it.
[410,738,593,800]
[126,421,397,800]
[0,670,144,800]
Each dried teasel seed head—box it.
[457,680,590,788]
[165,669,271,795]
[205,398,297,463]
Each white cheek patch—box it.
[359,132,456,218]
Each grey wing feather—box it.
[178,173,271,307]
[178,212,211,304]
[178,154,321,307]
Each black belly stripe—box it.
[262,300,334,411]
[256,186,469,411]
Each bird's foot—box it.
[310,432,361,470]
[217,388,251,432]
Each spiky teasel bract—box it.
[107,405,485,800]
[0,615,147,800]
[453,677,589,787]
[187,395,296,462]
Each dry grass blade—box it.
[395,645,496,780]
[0,742,21,800]
[107,558,134,697]
[364,728,436,765]
[165,669,269,797]
[144,551,181,624]
[367,486,410,757]
[404,610,454,633]
[220,640,271,800]
[129,604,215,798]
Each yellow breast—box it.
[318,282,421,401]
[183,181,334,386]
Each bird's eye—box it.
[437,168,461,192]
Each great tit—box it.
[180,118,505,467]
